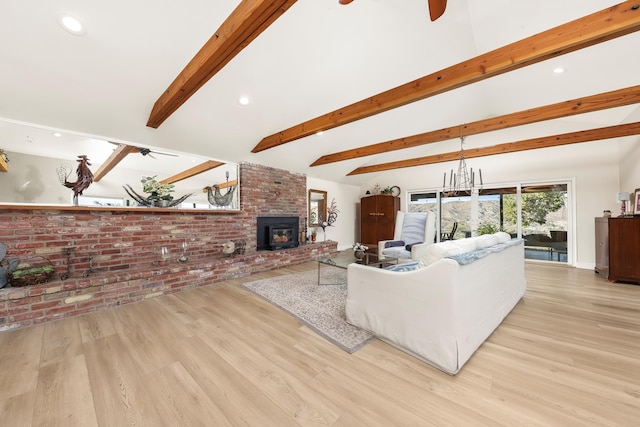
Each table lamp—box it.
[616,192,630,217]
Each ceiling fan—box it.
[339,0,447,22]
[108,142,178,159]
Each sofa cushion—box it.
[417,237,479,268]
[450,238,477,253]
[382,246,411,259]
[494,231,511,243]
[418,242,460,268]
[476,234,499,248]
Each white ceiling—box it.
[1,0,639,185]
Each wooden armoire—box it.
[360,195,400,246]
[607,217,640,284]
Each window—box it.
[408,191,437,213]
[477,187,518,235]
[407,180,571,264]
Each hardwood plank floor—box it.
[1,261,639,426]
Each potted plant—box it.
[311,228,317,242]
[141,176,175,206]
[352,242,368,260]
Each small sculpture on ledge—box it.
[221,240,246,257]
[57,155,94,205]
[123,175,191,208]
[319,198,339,241]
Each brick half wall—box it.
[0,162,337,331]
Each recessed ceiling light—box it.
[53,132,62,137]
[553,67,566,74]
[57,13,87,36]
[238,96,250,106]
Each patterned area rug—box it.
[242,268,374,353]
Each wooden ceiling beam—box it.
[347,122,640,175]
[311,85,640,166]
[160,160,225,184]
[253,1,640,153]
[93,144,137,182]
[147,0,298,128]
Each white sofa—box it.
[346,232,526,375]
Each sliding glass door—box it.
[440,193,471,240]
[477,187,518,236]
[520,183,568,262]
[407,181,571,264]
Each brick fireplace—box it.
[0,162,337,331]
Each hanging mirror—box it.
[0,118,240,210]
[308,189,327,227]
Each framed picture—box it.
[635,188,640,215]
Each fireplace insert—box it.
[256,216,299,250]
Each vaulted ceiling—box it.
[1,0,639,186]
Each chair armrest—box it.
[410,242,432,260]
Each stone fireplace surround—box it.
[0,162,337,331]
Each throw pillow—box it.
[400,213,427,246]
[494,231,511,243]
[418,241,462,268]
[450,238,477,253]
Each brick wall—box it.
[0,162,337,331]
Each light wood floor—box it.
[1,261,639,426]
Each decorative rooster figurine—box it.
[59,155,94,205]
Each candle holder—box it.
[158,247,170,266]
[178,241,189,263]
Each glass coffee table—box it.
[317,253,399,285]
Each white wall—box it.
[357,139,622,268]
[307,176,360,251]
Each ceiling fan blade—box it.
[136,146,178,158]
[428,0,447,21]
[150,150,178,157]
[338,0,353,4]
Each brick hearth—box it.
[0,162,337,331]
